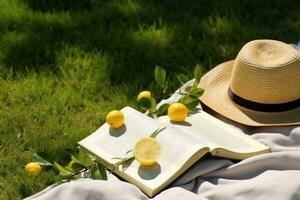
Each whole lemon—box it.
[136,91,151,101]
[168,103,188,122]
[25,162,42,175]
[106,110,125,129]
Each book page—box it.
[79,107,209,195]
[158,111,269,155]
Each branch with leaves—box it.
[31,128,167,182]
[33,149,107,182]
[28,63,205,184]
[137,64,204,117]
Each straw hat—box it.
[199,39,300,126]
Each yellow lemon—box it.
[106,110,125,129]
[25,162,42,175]
[134,137,161,166]
[136,91,151,101]
[167,103,188,122]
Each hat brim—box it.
[199,60,300,126]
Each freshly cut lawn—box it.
[1,0,300,199]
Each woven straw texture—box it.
[199,40,300,126]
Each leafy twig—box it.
[112,156,134,171]
[150,127,166,138]
[66,166,89,181]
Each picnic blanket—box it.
[25,79,300,200]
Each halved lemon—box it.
[134,137,161,166]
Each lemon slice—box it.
[134,137,161,166]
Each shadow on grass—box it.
[2,1,300,199]
[1,0,300,85]
[21,0,105,12]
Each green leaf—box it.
[180,96,199,110]
[91,163,107,180]
[190,80,198,91]
[33,152,53,166]
[157,103,169,116]
[150,127,166,138]
[71,149,92,168]
[185,86,192,92]
[71,155,80,164]
[189,88,204,98]
[52,148,76,166]
[65,161,84,173]
[154,65,166,89]
[137,97,151,111]
[163,80,168,93]
[194,64,202,84]
[98,163,108,180]
[176,73,190,85]
[54,162,72,176]
[64,164,75,173]
[113,156,134,171]
[149,97,157,114]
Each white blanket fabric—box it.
[26,79,300,200]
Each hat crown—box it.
[230,40,300,104]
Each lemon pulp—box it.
[134,137,161,166]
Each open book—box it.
[78,107,270,197]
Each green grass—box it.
[1,0,300,199]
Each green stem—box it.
[150,127,166,138]
[66,167,88,180]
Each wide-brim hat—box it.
[199,39,300,126]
